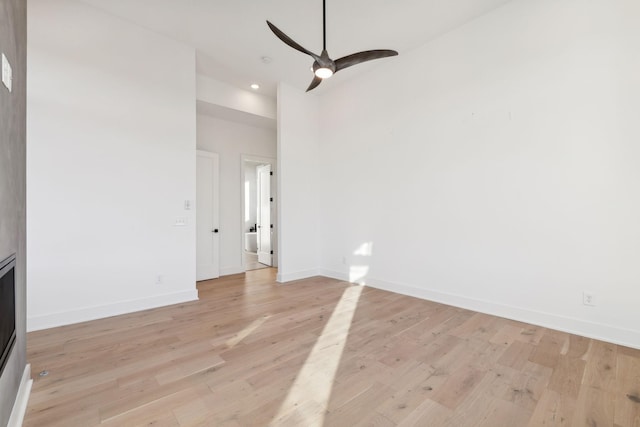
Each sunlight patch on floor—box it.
[270,285,364,426]
[225,315,270,349]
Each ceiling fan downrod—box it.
[266,0,399,91]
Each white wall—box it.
[277,83,321,282]
[318,0,640,347]
[197,115,276,275]
[27,0,198,330]
[197,75,276,121]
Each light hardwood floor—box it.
[244,252,269,271]
[25,269,640,426]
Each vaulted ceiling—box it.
[79,0,513,98]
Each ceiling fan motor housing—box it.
[313,50,336,76]
[266,0,397,91]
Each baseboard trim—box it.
[318,269,350,283]
[220,266,245,276]
[318,269,640,349]
[27,290,199,332]
[277,269,321,283]
[8,364,32,427]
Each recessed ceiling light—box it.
[251,83,260,90]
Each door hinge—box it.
[270,224,273,229]
[270,197,273,202]
[270,250,273,255]
[270,171,273,176]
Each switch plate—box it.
[2,53,12,93]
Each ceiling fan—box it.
[266,0,398,92]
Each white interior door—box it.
[196,151,220,281]
[257,164,272,266]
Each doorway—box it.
[241,155,277,271]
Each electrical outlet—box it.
[156,275,163,285]
[583,291,596,306]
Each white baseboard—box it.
[220,266,245,276]
[27,290,198,332]
[277,269,321,283]
[318,268,640,349]
[319,269,350,283]
[8,364,32,427]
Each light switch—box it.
[184,200,192,210]
[2,53,12,93]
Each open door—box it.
[196,151,220,280]
[257,164,272,266]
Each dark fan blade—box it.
[335,49,398,72]
[306,75,323,92]
[266,21,320,61]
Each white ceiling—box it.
[79,0,513,98]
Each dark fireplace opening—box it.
[0,254,16,376]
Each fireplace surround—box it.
[0,254,16,376]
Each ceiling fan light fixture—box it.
[314,67,333,79]
[266,0,398,91]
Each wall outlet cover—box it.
[583,291,596,306]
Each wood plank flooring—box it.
[24,269,640,426]
[243,252,269,271]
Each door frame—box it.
[240,154,277,271]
